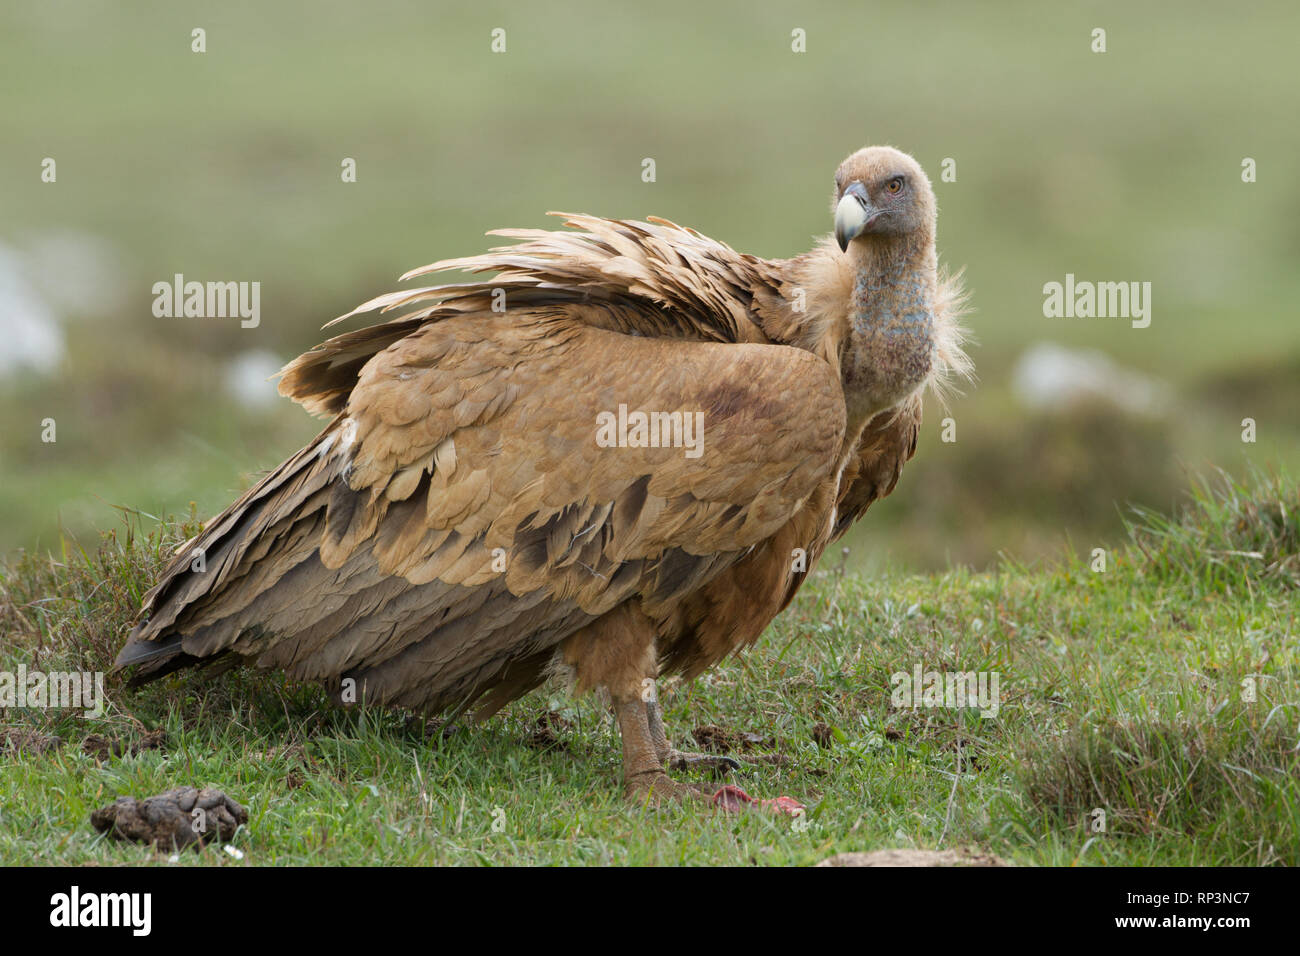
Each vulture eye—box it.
[886,177,904,194]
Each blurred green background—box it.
[2,0,1297,571]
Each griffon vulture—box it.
[116,146,970,804]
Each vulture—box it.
[116,146,970,804]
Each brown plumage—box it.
[116,145,970,802]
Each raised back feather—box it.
[278,214,789,417]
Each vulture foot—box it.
[624,771,706,807]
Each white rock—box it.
[0,244,65,377]
[224,349,284,408]
[1012,342,1171,415]
[23,231,127,319]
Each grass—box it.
[1,469,1295,865]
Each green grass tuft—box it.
[1127,466,1300,594]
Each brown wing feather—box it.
[831,394,922,541]
[117,306,845,717]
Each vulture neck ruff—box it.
[840,231,937,430]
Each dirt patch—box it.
[691,725,773,754]
[524,710,574,751]
[1,726,64,756]
[81,728,168,761]
[90,786,248,850]
[404,714,447,741]
[817,848,1009,867]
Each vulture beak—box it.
[835,181,875,252]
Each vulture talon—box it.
[666,751,743,777]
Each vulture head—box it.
[832,146,936,251]
[827,146,947,424]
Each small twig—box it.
[937,739,961,847]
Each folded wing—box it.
[118,306,845,716]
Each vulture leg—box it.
[559,604,702,804]
[613,694,701,805]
